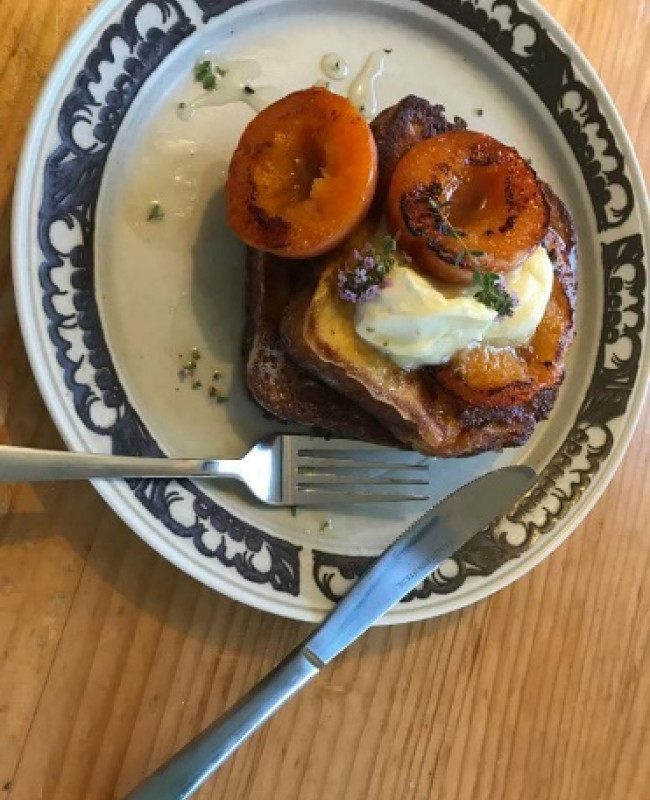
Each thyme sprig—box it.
[427,197,517,317]
[473,271,517,317]
[427,197,486,265]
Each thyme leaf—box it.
[473,271,517,317]
[427,197,517,316]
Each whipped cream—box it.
[354,246,554,368]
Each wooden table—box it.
[1,1,648,798]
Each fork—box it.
[0,434,431,506]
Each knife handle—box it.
[123,648,320,800]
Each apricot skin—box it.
[386,130,549,284]
[226,88,378,259]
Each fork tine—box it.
[296,446,428,463]
[283,435,431,505]
[297,459,429,472]
[297,475,429,486]
[294,488,430,505]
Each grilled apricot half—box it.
[226,88,378,259]
[434,263,574,409]
[386,130,549,284]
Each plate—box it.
[12,0,649,623]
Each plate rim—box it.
[11,0,650,623]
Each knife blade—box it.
[124,464,536,800]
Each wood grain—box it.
[0,1,648,799]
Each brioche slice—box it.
[243,249,400,445]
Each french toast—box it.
[243,249,400,445]
[243,96,576,456]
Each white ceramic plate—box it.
[12,0,649,622]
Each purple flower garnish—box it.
[360,285,380,302]
[338,236,399,304]
[340,289,358,303]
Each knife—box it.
[123,464,536,800]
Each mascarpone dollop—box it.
[354,246,554,368]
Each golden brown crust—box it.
[243,248,400,445]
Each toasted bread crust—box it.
[371,95,467,200]
[243,249,400,445]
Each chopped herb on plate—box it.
[147,202,164,221]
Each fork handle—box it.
[0,445,240,482]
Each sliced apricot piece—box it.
[434,268,574,408]
[386,130,549,284]
[226,88,378,258]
